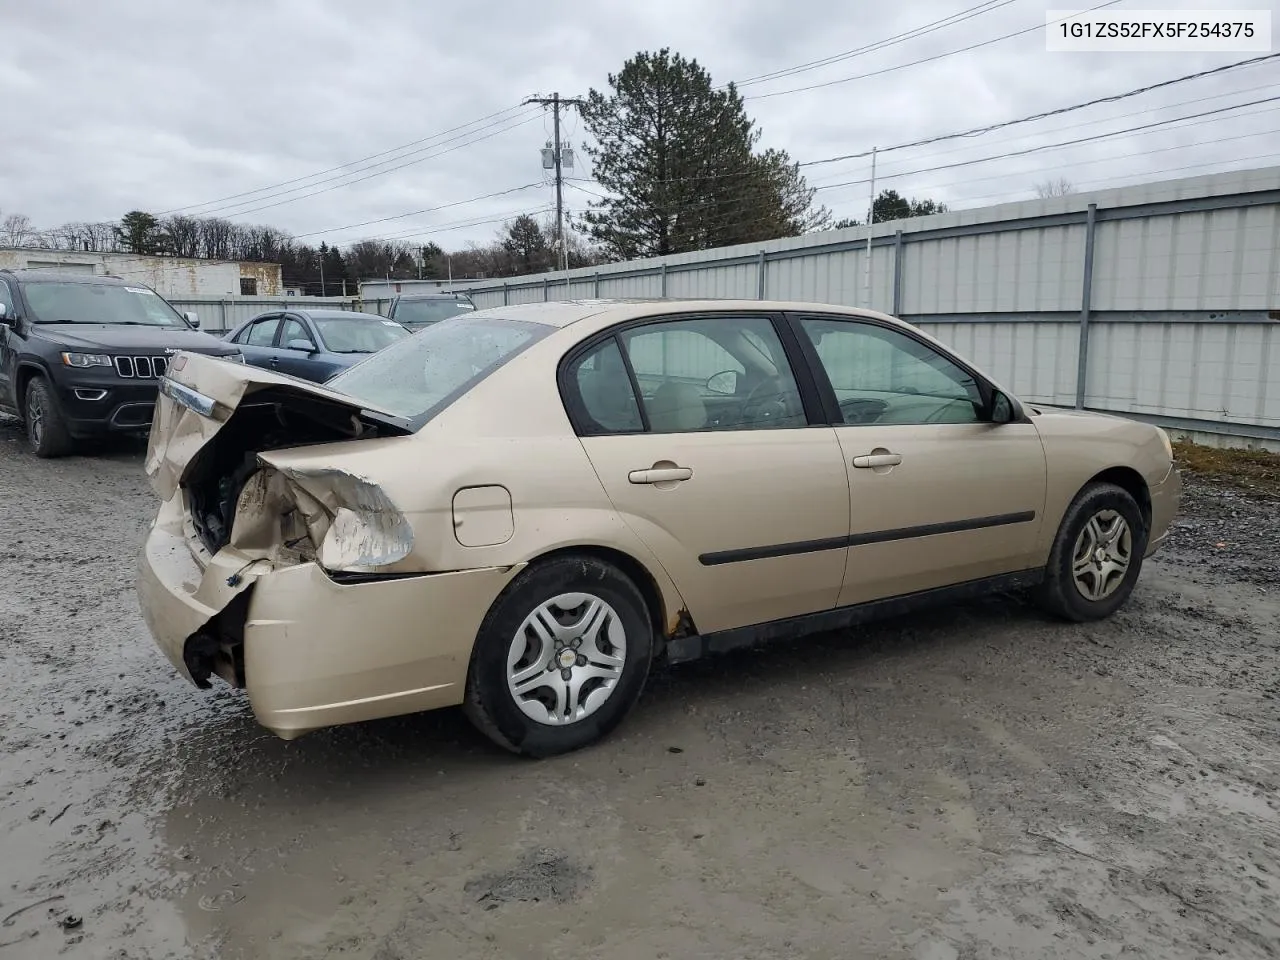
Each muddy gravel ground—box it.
[1,418,1278,960]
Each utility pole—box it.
[524,92,585,273]
[864,146,877,309]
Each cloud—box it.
[1,0,1274,251]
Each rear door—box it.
[0,279,16,411]
[788,312,1047,606]
[232,315,281,371]
[565,312,851,635]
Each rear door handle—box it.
[852,452,903,469]
[628,466,693,484]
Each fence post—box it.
[594,272,600,298]
[757,250,767,299]
[220,299,228,332]
[892,230,904,315]
[543,278,549,302]
[503,282,509,306]
[660,262,668,297]
[1075,202,1098,410]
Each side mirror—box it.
[989,390,1015,424]
[0,303,10,326]
[183,311,200,329]
[286,338,317,353]
[706,370,740,395]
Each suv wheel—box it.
[1036,481,1148,622]
[25,377,74,458]
[464,555,654,757]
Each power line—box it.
[178,111,543,221]
[812,95,1280,191]
[818,123,1280,207]
[733,0,1019,88]
[744,0,1123,100]
[801,52,1280,167]
[291,182,546,239]
[158,103,530,216]
[809,78,1280,185]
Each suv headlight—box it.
[61,352,112,368]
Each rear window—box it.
[326,314,550,428]
[393,298,475,329]
[313,315,408,353]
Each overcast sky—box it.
[1,0,1275,251]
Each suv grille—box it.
[114,355,169,379]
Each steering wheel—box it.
[741,377,794,426]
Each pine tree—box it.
[580,49,826,259]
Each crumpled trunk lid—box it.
[145,351,404,502]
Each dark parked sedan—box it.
[224,309,409,382]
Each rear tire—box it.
[25,377,74,458]
[1036,481,1148,622]
[464,555,654,757]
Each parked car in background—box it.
[0,269,243,457]
[137,299,1180,757]
[386,292,475,332]
[224,309,409,383]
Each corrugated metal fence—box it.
[449,167,1280,448]
[168,296,395,333]
[173,167,1280,448]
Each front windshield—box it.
[24,281,185,326]
[313,315,408,353]
[395,298,474,329]
[327,314,550,426]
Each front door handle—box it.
[628,466,693,484]
[852,452,903,469]
[267,356,279,367]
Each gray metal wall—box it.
[168,295,394,333]
[449,166,1280,448]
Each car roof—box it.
[1,269,137,286]
[395,293,472,300]
[466,298,908,331]
[297,309,388,321]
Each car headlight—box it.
[61,352,112,368]
[224,352,246,364]
[1156,427,1173,459]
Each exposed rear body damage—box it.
[137,352,522,737]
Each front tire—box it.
[25,377,74,458]
[464,555,654,757]
[1036,481,1148,622]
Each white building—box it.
[0,248,283,298]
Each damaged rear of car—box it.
[136,316,552,738]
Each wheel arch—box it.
[523,544,693,646]
[1085,466,1152,532]
[15,359,53,419]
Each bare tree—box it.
[1,213,37,247]
[1034,177,1075,199]
[163,215,203,258]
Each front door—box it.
[789,313,1048,607]
[565,313,851,635]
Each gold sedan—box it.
[136,300,1181,756]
